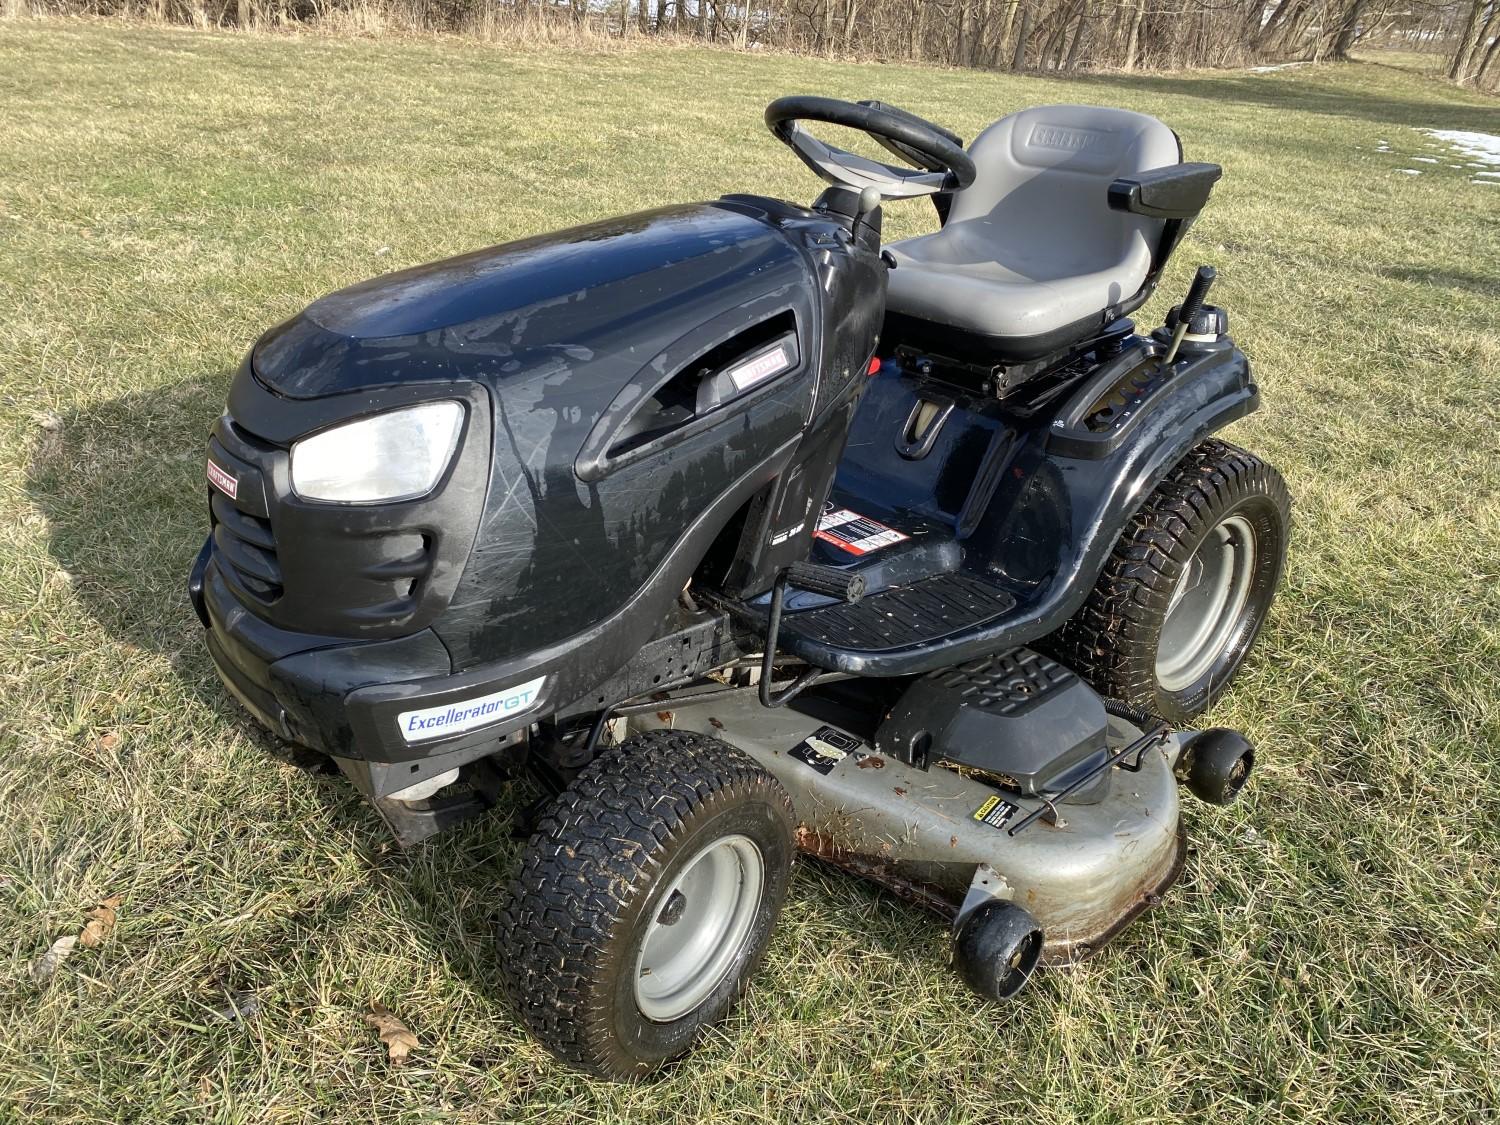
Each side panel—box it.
[435,288,815,669]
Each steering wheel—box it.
[765,96,976,200]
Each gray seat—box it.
[885,105,1183,355]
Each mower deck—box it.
[634,687,1188,966]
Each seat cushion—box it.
[885,235,1151,342]
[885,105,1182,349]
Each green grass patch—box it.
[1,20,1498,1122]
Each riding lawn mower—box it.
[189,96,1291,1078]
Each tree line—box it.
[9,0,1499,87]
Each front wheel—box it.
[1044,439,1291,722]
[499,731,795,1079]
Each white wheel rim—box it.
[1156,515,1257,693]
[633,834,765,1023]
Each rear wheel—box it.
[500,731,795,1079]
[1043,439,1290,722]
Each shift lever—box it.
[1163,265,1216,365]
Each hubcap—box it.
[1156,515,1257,692]
[634,834,765,1023]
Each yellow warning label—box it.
[972,794,1019,830]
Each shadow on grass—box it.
[1381,263,1500,296]
[28,376,224,661]
[24,374,337,774]
[25,375,948,1046]
[1071,69,1500,133]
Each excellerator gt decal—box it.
[397,676,545,743]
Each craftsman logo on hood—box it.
[207,459,238,500]
[397,676,545,743]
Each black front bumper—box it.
[190,538,548,791]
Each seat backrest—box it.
[947,105,1182,281]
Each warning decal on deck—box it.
[788,726,865,775]
[813,507,910,556]
[972,795,1020,831]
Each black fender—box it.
[979,341,1258,640]
[791,337,1256,676]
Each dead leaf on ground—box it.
[365,1001,419,1066]
[79,894,123,948]
[29,935,77,983]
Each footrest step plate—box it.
[778,572,1017,653]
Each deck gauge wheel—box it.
[953,900,1045,1001]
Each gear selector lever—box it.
[1163,265,1216,364]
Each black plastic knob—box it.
[786,560,866,603]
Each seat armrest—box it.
[1108,162,1222,219]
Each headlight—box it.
[290,401,464,503]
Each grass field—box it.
[2,18,1499,1122]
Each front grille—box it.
[203,402,469,639]
[207,416,285,608]
[211,490,282,602]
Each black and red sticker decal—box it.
[813,507,909,557]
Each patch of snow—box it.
[1396,168,1423,175]
[1474,179,1500,187]
[1248,61,1309,73]
[1413,156,1439,164]
[1420,128,1500,170]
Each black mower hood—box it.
[211,194,892,679]
[250,202,810,400]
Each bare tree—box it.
[1449,0,1499,81]
[1011,1,1032,67]
[16,0,1486,83]
[1331,0,1368,56]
